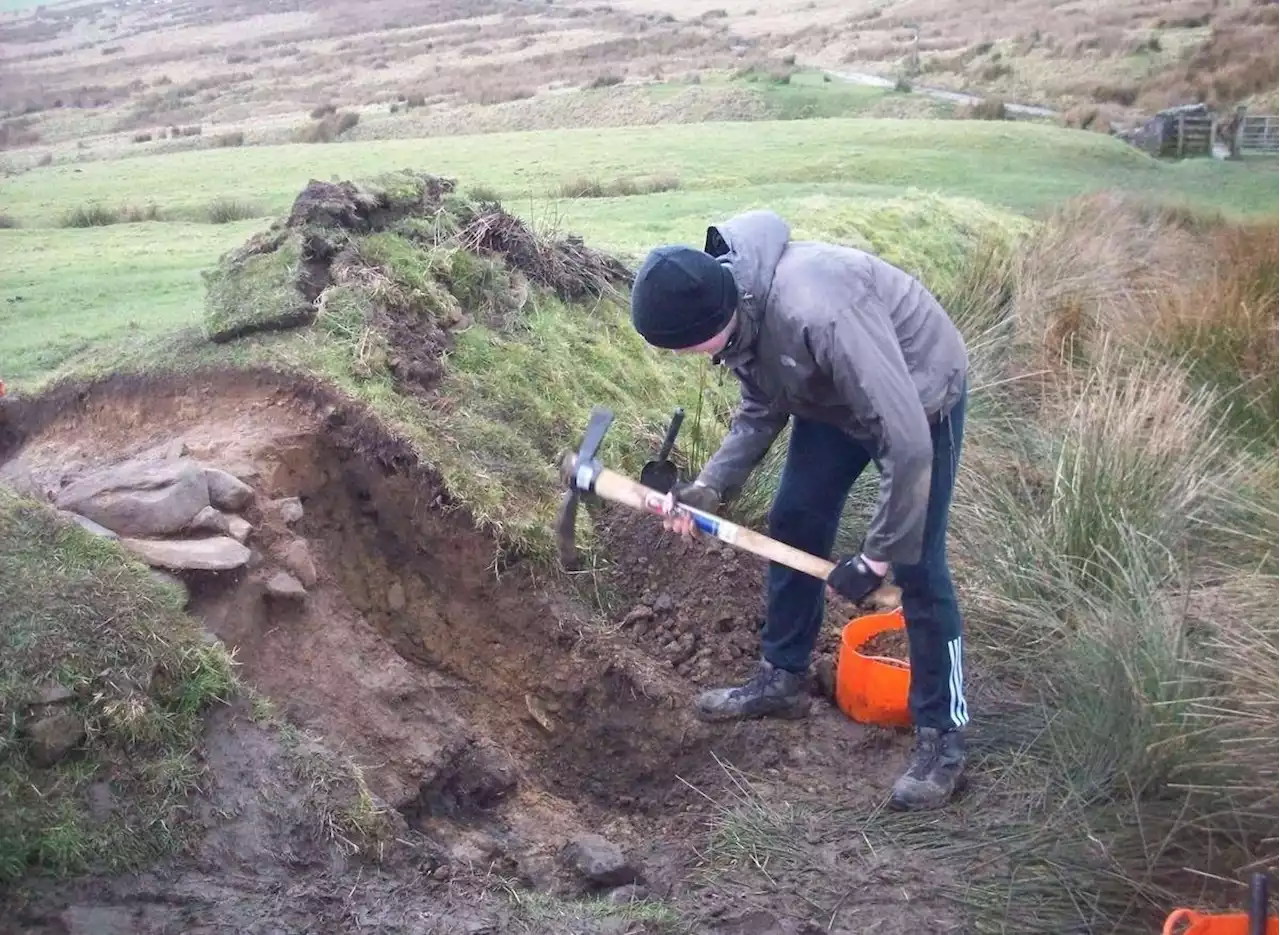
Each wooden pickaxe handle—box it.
[591,466,837,582]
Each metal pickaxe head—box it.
[554,405,615,571]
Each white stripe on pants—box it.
[947,637,969,728]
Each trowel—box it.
[638,407,683,494]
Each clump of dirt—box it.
[860,628,910,662]
[591,505,864,686]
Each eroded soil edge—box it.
[0,372,956,935]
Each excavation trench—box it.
[0,372,758,894]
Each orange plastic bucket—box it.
[1163,909,1278,934]
[835,608,912,728]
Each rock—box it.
[59,511,119,540]
[813,655,837,701]
[653,594,674,613]
[606,884,649,905]
[275,497,304,525]
[56,458,210,537]
[564,833,636,887]
[27,711,85,767]
[448,833,503,866]
[387,581,406,611]
[188,505,231,535]
[417,743,517,818]
[281,538,317,588]
[621,605,653,627]
[120,536,251,571]
[266,571,306,600]
[226,516,253,543]
[205,468,254,512]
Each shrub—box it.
[132,132,152,143]
[210,131,245,148]
[963,97,1008,120]
[60,204,121,228]
[0,214,18,229]
[205,197,261,224]
[296,111,360,143]
[309,103,337,119]
[1093,82,1138,105]
[585,73,624,89]
[59,203,160,227]
[557,174,680,199]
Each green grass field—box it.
[3,117,1274,390]
[6,118,1275,228]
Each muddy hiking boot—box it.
[889,726,967,811]
[693,659,811,722]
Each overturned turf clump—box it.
[202,170,631,396]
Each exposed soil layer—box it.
[590,505,877,686]
[0,373,958,935]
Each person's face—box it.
[673,313,736,356]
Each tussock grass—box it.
[0,489,235,883]
[59,202,162,228]
[557,173,681,199]
[205,196,262,224]
[1154,220,1279,445]
[886,195,1277,933]
[693,190,1277,933]
[296,111,360,143]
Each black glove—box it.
[670,480,720,513]
[827,553,885,604]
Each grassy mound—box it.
[199,169,723,555]
[198,170,1027,558]
[0,489,234,883]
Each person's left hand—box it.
[827,553,887,604]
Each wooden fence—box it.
[1233,114,1279,157]
[1161,112,1214,158]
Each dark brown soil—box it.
[0,373,960,935]
[590,504,868,686]
[861,628,911,662]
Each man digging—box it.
[629,209,970,812]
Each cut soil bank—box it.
[0,372,958,934]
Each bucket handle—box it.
[1163,909,1201,935]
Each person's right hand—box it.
[664,481,719,539]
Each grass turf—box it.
[0,489,236,883]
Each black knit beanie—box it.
[630,245,738,349]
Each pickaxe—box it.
[554,405,837,583]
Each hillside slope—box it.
[594,0,1279,119]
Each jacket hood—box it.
[704,210,791,356]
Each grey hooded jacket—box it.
[694,209,968,567]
